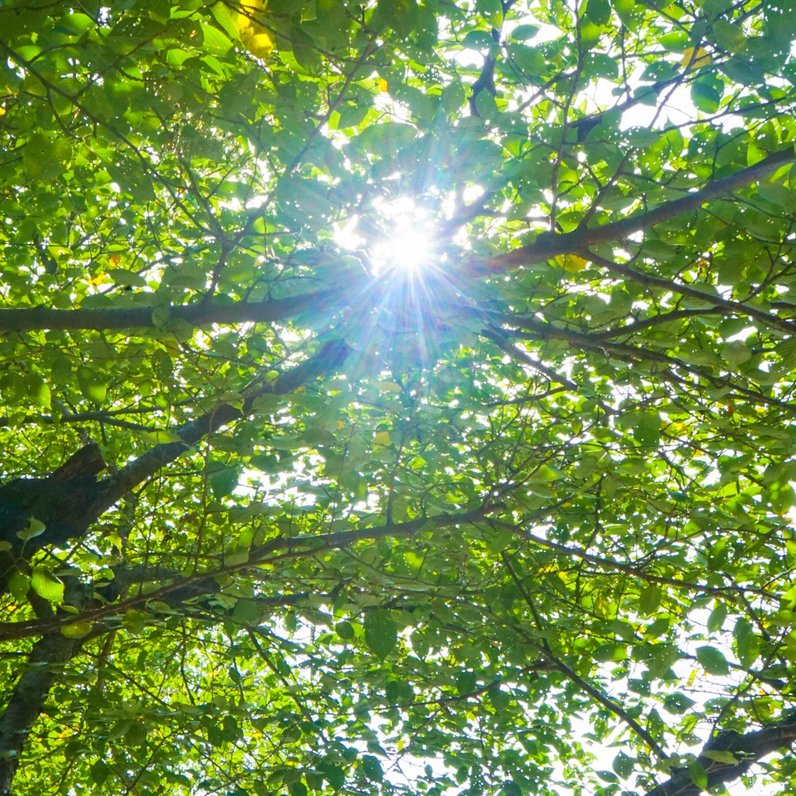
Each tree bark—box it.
[644,714,796,796]
[0,578,88,796]
[0,287,345,333]
[480,147,796,272]
[0,340,352,579]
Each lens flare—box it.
[369,198,436,277]
[372,228,434,277]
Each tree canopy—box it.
[1,0,796,794]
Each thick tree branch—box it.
[644,714,796,795]
[479,147,796,272]
[0,633,81,795]
[0,578,87,795]
[0,287,345,333]
[2,153,792,337]
[0,340,352,563]
[0,505,490,641]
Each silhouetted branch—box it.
[644,715,796,795]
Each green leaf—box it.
[511,24,540,40]
[711,19,746,53]
[231,599,264,627]
[476,0,503,26]
[363,608,397,659]
[209,464,240,498]
[734,618,759,668]
[639,583,662,615]
[612,751,634,777]
[584,0,611,26]
[376,0,418,36]
[89,760,111,786]
[31,567,65,604]
[143,430,183,444]
[8,570,30,601]
[29,375,51,409]
[361,755,383,782]
[691,77,723,113]
[663,692,696,714]
[688,760,708,789]
[61,620,94,638]
[200,22,233,54]
[335,621,355,640]
[107,268,147,287]
[703,749,738,765]
[696,645,730,676]
[317,761,345,790]
[706,601,728,632]
[17,516,46,542]
[76,366,107,405]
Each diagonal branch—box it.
[494,312,796,413]
[0,340,352,565]
[98,339,352,505]
[644,714,796,796]
[479,147,796,273]
[500,552,669,759]
[585,251,795,335]
[0,505,491,641]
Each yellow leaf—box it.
[238,0,274,58]
[378,78,389,92]
[554,253,589,273]
[241,31,274,57]
[373,431,391,447]
[680,46,711,69]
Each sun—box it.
[368,197,437,277]
[332,196,440,278]
[372,227,435,277]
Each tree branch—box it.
[585,251,795,335]
[479,147,796,272]
[644,714,796,795]
[0,578,87,794]
[500,552,669,759]
[0,340,353,564]
[0,505,491,641]
[0,287,345,333]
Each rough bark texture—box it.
[0,287,344,333]
[644,714,796,796]
[0,341,353,795]
[0,340,352,598]
[0,443,107,547]
[0,577,88,796]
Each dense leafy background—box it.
[1,0,796,794]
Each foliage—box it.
[1,0,796,794]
